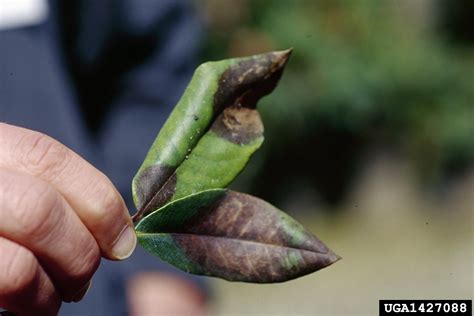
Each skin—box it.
[127,272,207,316]
[0,123,136,315]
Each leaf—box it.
[132,107,264,222]
[131,49,340,283]
[135,189,340,283]
[132,49,292,221]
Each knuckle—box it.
[0,240,38,296]
[16,130,71,180]
[0,170,63,244]
[13,181,62,242]
[102,187,124,219]
[68,240,100,283]
[89,181,124,227]
[0,238,60,315]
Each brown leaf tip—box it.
[269,48,293,71]
[214,49,293,113]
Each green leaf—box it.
[132,107,264,222]
[132,49,292,221]
[131,49,340,283]
[136,189,340,283]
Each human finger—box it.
[0,237,61,316]
[0,123,136,260]
[0,168,100,301]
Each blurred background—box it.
[194,0,473,315]
[1,0,471,315]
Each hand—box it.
[0,123,137,315]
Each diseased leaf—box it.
[135,189,340,283]
[132,50,292,221]
[131,49,340,283]
[132,107,264,222]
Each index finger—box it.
[0,123,136,260]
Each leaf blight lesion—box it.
[133,49,293,222]
[135,189,340,282]
[132,49,340,283]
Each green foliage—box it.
[132,51,339,282]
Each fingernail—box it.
[72,280,91,302]
[111,225,137,260]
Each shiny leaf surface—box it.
[132,50,292,221]
[136,189,340,282]
[132,50,340,283]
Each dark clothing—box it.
[0,0,205,314]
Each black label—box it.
[379,300,472,315]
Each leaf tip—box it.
[273,48,293,64]
[327,250,342,266]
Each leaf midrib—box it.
[136,231,330,255]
